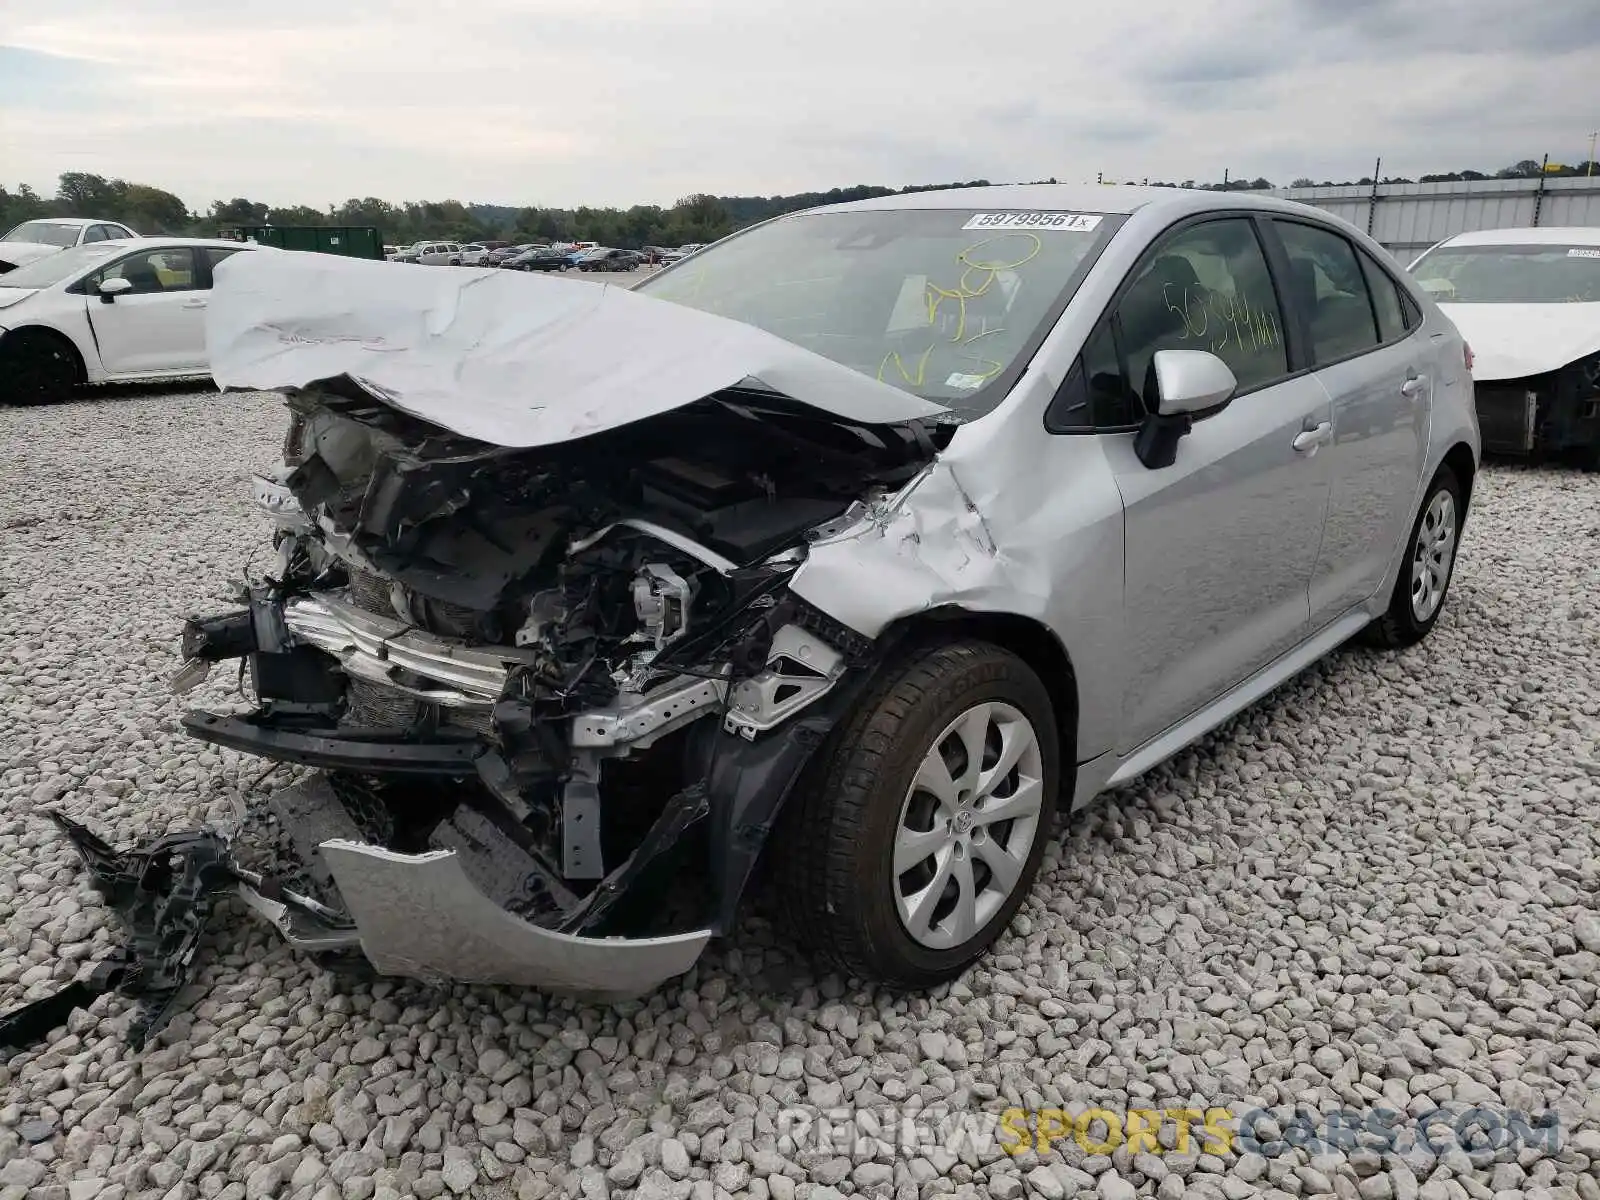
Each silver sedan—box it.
[178,184,1478,996]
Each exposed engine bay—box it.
[167,377,948,993]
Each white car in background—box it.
[0,217,140,272]
[1410,227,1600,466]
[0,237,258,403]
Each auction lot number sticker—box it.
[962,211,1102,232]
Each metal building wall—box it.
[1255,177,1600,265]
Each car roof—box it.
[1440,226,1600,248]
[806,182,1313,220]
[16,217,107,228]
[92,237,269,251]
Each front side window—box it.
[1274,221,1380,364]
[95,248,198,294]
[1410,243,1600,303]
[1111,218,1288,403]
[635,207,1120,416]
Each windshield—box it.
[2,221,81,248]
[0,243,119,288]
[1410,244,1600,303]
[634,207,1118,413]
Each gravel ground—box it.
[2,388,1599,1200]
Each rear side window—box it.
[1357,250,1415,343]
[1274,221,1381,364]
[200,247,243,286]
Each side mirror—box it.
[1133,350,1237,469]
[98,277,133,303]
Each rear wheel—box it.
[775,641,1058,988]
[1363,464,1464,648]
[0,330,80,405]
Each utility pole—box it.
[1589,130,1597,177]
[1367,157,1381,234]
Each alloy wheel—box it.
[892,701,1045,950]
[1410,488,1457,622]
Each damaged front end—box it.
[1473,355,1600,462]
[173,379,943,996]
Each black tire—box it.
[1362,464,1465,649]
[0,329,80,405]
[774,640,1059,988]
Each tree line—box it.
[0,173,995,249]
[3,159,1594,249]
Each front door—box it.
[1091,216,1334,751]
[86,247,206,374]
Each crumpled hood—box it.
[1441,302,1600,381]
[0,241,63,270]
[206,250,946,448]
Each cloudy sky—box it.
[2,0,1596,211]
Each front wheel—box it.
[775,641,1059,988]
[1363,464,1465,648]
[0,330,79,404]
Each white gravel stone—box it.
[2,395,1598,1200]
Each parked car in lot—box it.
[1409,227,1600,467]
[394,242,464,266]
[185,185,1477,997]
[0,237,258,402]
[460,242,510,266]
[504,246,571,271]
[577,247,638,272]
[486,243,537,267]
[1,217,140,272]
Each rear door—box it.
[1084,215,1335,751]
[84,247,206,374]
[1265,219,1429,625]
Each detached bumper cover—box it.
[319,841,710,999]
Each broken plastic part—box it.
[0,812,352,1051]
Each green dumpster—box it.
[220,226,385,260]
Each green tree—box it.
[121,184,190,232]
[0,183,52,231]
[267,205,329,226]
[210,198,271,225]
[57,172,124,215]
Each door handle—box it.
[181,299,207,309]
[1292,421,1332,453]
[1400,375,1425,398]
